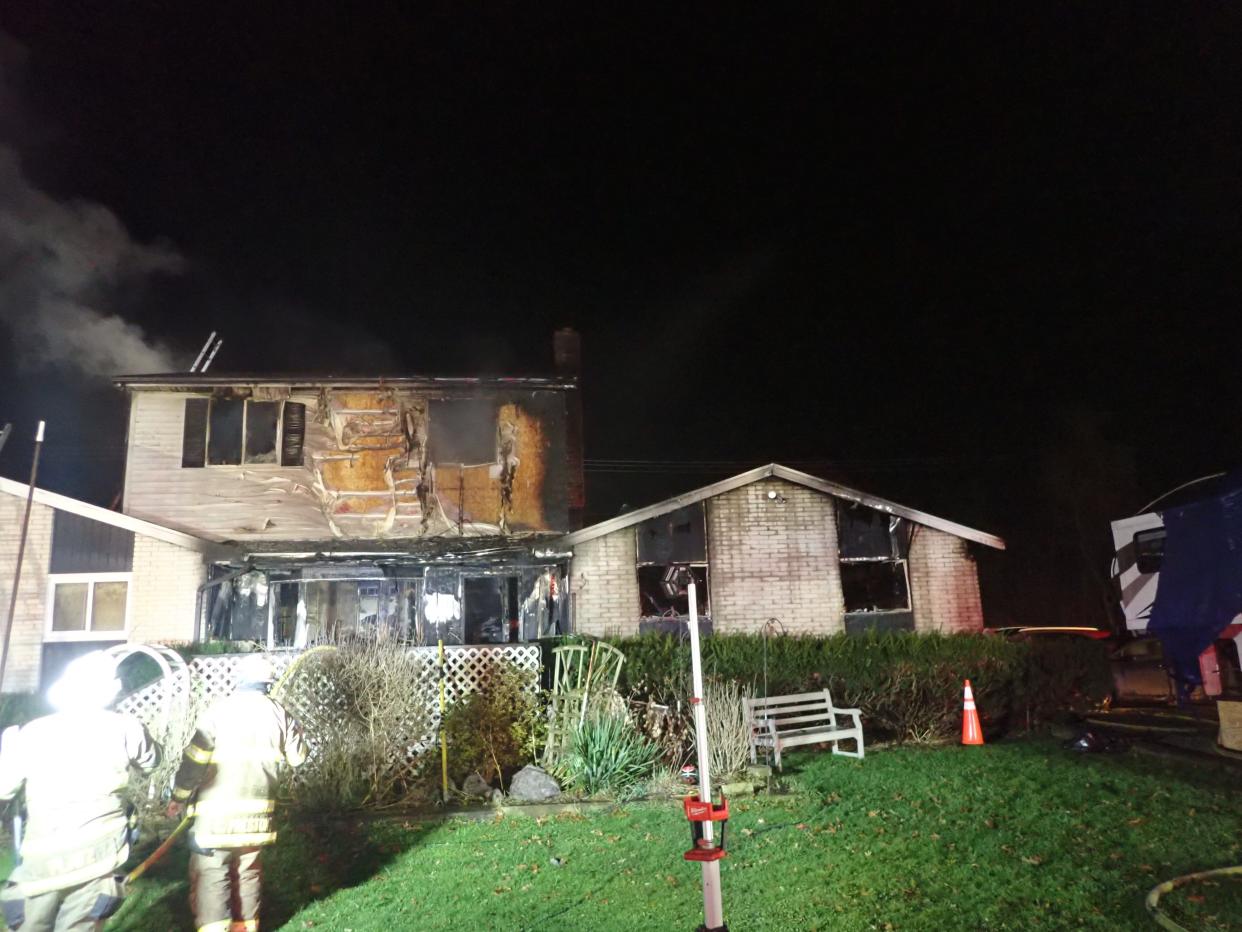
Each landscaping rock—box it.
[746,764,772,781]
[507,765,561,802]
[490,789,505,806]
[462,772,493,799]
[720,781,754,797]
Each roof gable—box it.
[0,477,219,553]
[560,463,1005,550]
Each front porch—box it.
[194,538,572,650]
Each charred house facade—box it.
[114,331,585,649]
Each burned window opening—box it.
[840,560,911,613]
[244,401,279,464]
[201,571,423,647]
[637,503,707,564]
[638,564,708,617]
[208,399,244,465]
[836,502,910,560]
[427,399,498,465]
[185,398,300,469]
[636,504,709,616]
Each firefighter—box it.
[0,650,160,931]
[167,654,307,932]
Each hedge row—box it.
[600,632,1113,743]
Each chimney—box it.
[553,327,581,377]
[554,328,586,529]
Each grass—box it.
[8,737,1241,930]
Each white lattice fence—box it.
[117,645,541,729]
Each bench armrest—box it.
[832,707,862,717]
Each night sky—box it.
[3,5,1242,612]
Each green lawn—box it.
[22,738,1242,930]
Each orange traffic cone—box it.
[961,679,984,745]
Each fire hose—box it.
[123,815,192,887]
[1145,864,1242,931]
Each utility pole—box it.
[0,422,45,693]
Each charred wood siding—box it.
[122,386,575,542]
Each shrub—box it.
[631,696,694,769]
[0,693,49,733]
[274,640,432,810]
[602,632,1112,744]
[704,678,752,779]
[556,712,659,798]
[441,662,543,790]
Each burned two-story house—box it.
[112,331,585,652]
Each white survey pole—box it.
[686,579,725,930]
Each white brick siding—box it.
[129,536,207,644]
[908,526,984,632]
[569,478,987,637]
[706,479,845,634]
[570,528,640,637]
[0,492,208,692]
[0,496,54,692]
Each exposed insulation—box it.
[122,386,569,541]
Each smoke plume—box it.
[0,143,185,376]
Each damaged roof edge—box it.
[112,373,579,391]
[0,476,226,554]
[558,463,1007,550]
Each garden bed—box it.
[62,736,1240,930]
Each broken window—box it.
[183,398,306,468]
[244,401,279,464]
[839,561,910,612]
[837,502,911,614]
[201,568,421,648]
[208,399,244,465]
[836,502,909,559]
[636,504,710,616]
[638,564,708,617]
[427,399,497,465]
[463,577,506,644]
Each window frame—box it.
[1133,528,1166,575]
[184,397,296,468]
[838,555,912,614]
[44,572,132,641]
[634,506,711,617]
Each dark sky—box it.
[2,4,1242,534]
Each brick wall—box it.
[129,535,207,644]
[707,478,845,634]
[908,526,984,632]
[0,496,54,693]
[568,478,990,638]
[570,527,641,637]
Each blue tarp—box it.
[1148,475,1242,689]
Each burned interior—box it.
[198,546,570,648]
[636,503,709,617]
[836,501,914,633]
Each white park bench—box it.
[744,690,865,770]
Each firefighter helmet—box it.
[236,654,276,689]
[47,650,122,712]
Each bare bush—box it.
[704,678,751,781]
[274,640,433,810]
